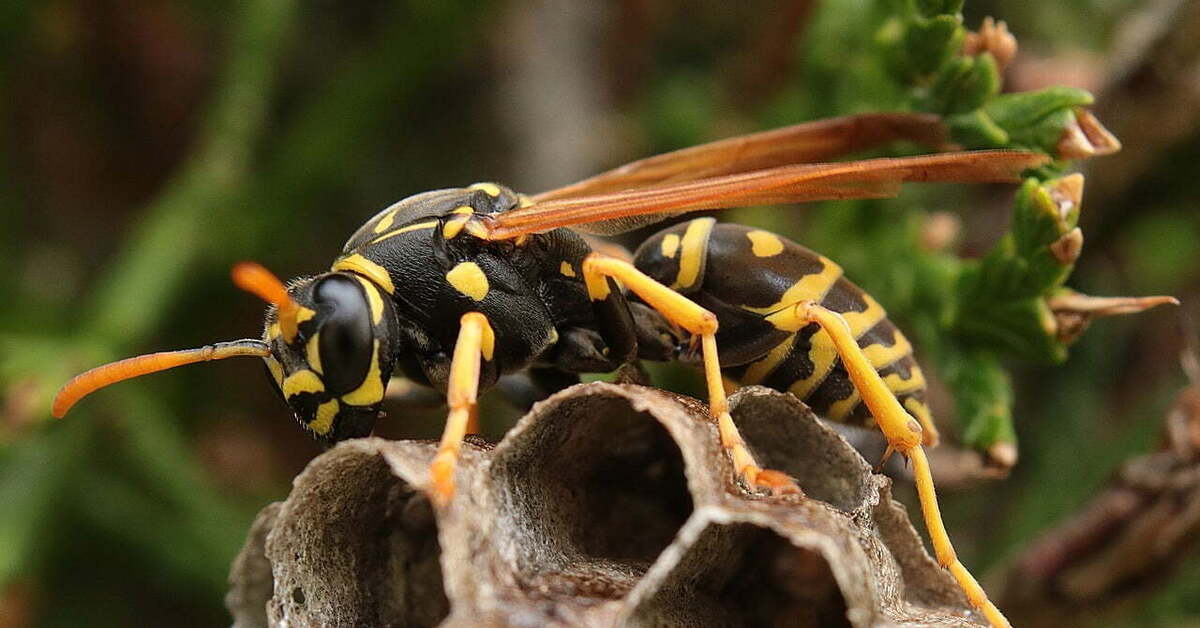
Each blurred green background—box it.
[1,0,1197,626]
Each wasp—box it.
[55,113,1051,627]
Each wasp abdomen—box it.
[633,218,932,429]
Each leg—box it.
[582,253,800,495]
[768,301,1010,628]
[428,312,494,508]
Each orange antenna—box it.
[52,339,270,418]
[232,261,300,342]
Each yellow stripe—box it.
[309,399,338,435]
[674,218,715,289]
[333,254,395,294]
[660,233,680,258]
[265,356,285,387]
[372,208,398,234]
[842,293,887,339]
[741,256,843,315]
[905,397,934,432]
[559,261,576,277]
[342,340,384,405]
[740,334,795,385]
[789,329,838,399]
[861,328,912,368]
[353,276,385,325]
[827,389,861,421]
[283,369,324,398]
[469,182,501,197]
[370,220,438,244]
[883,364,926,395]
[305,332,323,375]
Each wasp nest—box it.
[226,383,986,627]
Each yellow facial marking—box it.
[309,399,339,435]
[296,307,316,326]
[469,182,501,197]
[746,230,784,257]
[264,356,285,387]
[305,332,323,374]
[283,369,324,399]
[342,340,384,406]
[742,256,844,315]
[446,262,490,301]
[740,334,795,385]
[559,261,576,277]
[789,330,838,399]
[333,254,395,294]
[675,218,715,289]
[373,208,398,234]
[371,220,439,244]
[861,328,912,368]
[660,233,681,258]
[841,293,887,339]
[883,365,927,395]
[353,276,385,325]
[827,390,861,421]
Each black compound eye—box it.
[314,275,374,396]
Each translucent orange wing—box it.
[482,150,1048,239]
[532,112,953,202]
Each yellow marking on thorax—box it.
[373,208,399,234]
[352,276,385,325]
[559,261,576,277]
[660,233,681,258]
[333,254,395,294]
[469,182,501,197]
[481,318,496,361]
[584,267,611,301]
[443,206,475,239]
[827,389,861,421]
[265,356,285,387]
[746,230,784,257]
[283,369,324,398]
[883,364,926,395]
[310,399,338,435]
[740,334,796,385]
[674,218,715,289]
[371,220,438,244]
[861,328,912,368]
[518,194,534,208]
[446,262,489,301]
[305,333,323,374]
[342,340,384,405]
[266,321,281,341]
[789,330,838,399]
[841,293,887,338]
[742,256,844,316]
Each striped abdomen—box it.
[633,217,932,430]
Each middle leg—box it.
[582,253,800,495]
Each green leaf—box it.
[945,350,1016,450]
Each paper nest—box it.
[226,383,986,627]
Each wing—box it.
[481,150,1049,239]
[532,112,953,202]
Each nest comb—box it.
[226,383,987,627]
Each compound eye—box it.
[313,275,374,396]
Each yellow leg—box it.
[582,254,800,495]
[429,312,494,508]
[768,301,1009,628]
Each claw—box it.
[875,443,897,473]
[749,468,804,496]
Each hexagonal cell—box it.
[627,520,851,627]
[729,387,873,512]
[489,385,695,595]
[255,440,450,627]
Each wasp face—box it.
[263,271,397,444]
